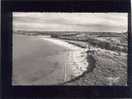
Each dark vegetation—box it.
[65,50,127,86]
[54,33,127,53]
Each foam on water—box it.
[39,36,89,80]
[39,37,82,50]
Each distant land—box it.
[14,30,128,37]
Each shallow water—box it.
[13,34,88,85]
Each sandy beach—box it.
[39,37,88,77]
[13,34,88,85]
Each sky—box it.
[13,12,128,32]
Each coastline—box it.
[39,36,89,81]
[13,34,89,85]
[13,34,127,85]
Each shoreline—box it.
[39,36,89,81]
[13,34,127,85]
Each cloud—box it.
[13,12,128,32]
